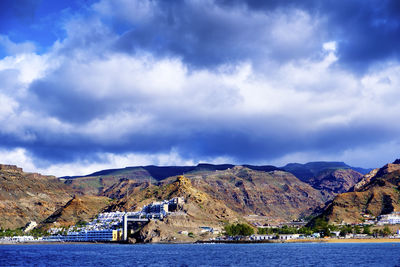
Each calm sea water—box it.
[1,243,400,267]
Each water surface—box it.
[1,242,400,266]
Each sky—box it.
[0,0,400,176]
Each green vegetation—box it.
[255,219,385,238]
[75,220,88,227]
[224,223,254,236]
[257,225,314,235]
[188,232,194,238]
[0,228,24,237]
[257,227,273,235]
[362,225,371,235]
[30,228,50,237]
[0,227,51,238]
[383,226,392,236]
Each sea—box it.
[1,243,400,266]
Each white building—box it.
[62,229,122,242]
[24,221,37,233]
[278,234,300,240]
[377,212,400,225]
[250,234,275,241]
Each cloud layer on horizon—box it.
[0,0,400,176]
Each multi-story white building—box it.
[45,229,122,242]
[377,212,400,225]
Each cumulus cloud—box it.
[0,0,399,175]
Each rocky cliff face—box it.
[308,169,363,195]
[185,167,329,222]
[316,159,400,224]
[105,176,239,222]
[281,162,364,196]
[99,167,330,222]
[0,165,75,229]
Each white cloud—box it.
[323,41,337,52]
[0,35,36,55]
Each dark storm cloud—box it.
[98,0,400,72]
[107,0,322,68]
[217,0,400,72]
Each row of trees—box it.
[258,219,393,237]
[224,219,394,238]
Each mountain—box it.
[61,161,369,197]
[104,175,242,243]
[0,161,373,232]
[102,167,330,222]
[0,164,76,229]
[281,161,368,196]
[184,166,329,221]
[308,169,363,194]
[281,161,371,182]
[315,159,400,224]
[62,164,280,195]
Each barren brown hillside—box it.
[0,165,75,229]
[318,160,400,224]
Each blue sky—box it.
[0,0,400,176]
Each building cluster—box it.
[377,212,400,225]
[46,197,185,242]
[248,233,320,241]
[0,236,36,243]
[133,197,185,220]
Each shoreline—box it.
[315,238,400,243]
[2,238,400,245]
[198,238,400,244]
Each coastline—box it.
[316,238,400,243]
[2,238,400,245]
[198,238,400,244]
[0,241,118,245]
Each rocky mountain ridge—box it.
[64,162,366,197]
[315,159,400,224]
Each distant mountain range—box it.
[61,163,280,181]
[61,161,371,197]
[281,161,372,182]
[62,161,372,182]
